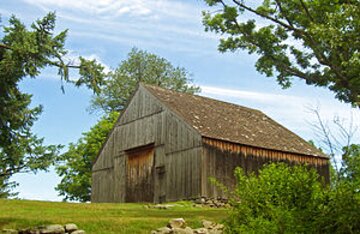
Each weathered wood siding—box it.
[92,86,203,203]
[163,110,202,202]
[92,85,164,202]
[91,128,115,202]
[201,137,330,198]
[125,145,155,202]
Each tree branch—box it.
[232,0,297,32]
[228,0,348,87]
[299,0,314,22]
[0,43,12,50]
[1,43,82,69]
[0,164,28,178]
[274,0,295,28]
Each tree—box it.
[89,48,200,113]
[202,0,360,107]
[308,106,359,181]
[55,112,119,202]
[342,144,360,186]
[56,48,199,201]
[0,13,106,197]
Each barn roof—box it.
[143,84,326,157]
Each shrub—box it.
[225,163,360,234]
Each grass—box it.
[0,199,229,234]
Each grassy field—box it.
[0,199,228,233]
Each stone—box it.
[18,228,40,234]
[193,228,209,234]
[70,230,85,234]
[168,218,186,229]
[173,227,193,234]
[154,204,175,210]
[1,229,19,234]
[39,225,65,234]
[64,224,78,233]
[208,230,223,234]
[202,220,215,229]
[29,230,40,234]
[213,224,224,230]
[155,227,172,234]
[194,197,206,204]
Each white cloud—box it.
[23,0,152,18]
[201,85,299,104]
[22,0,218,55]
[23,0,201,21]
[65,51,112,74]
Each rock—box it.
[208,229,223,234]
[70,230,85,234]
[202,220,215,229]
[193,228,209,234]
[168,218,186,229]
[64,224,78,233]
[1,229,19,234]
[29,230,40,234]
[213,224,224,230]
[18,228,40,234]
[194,197,206,204]
[154,227,172,234]
[154,204,175,210]
[40,225,65,234]
[173,227,193,234]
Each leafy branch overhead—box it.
[203,0,360,106]
[0,12,106,94]
[0,12,106,197]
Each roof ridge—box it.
[142,83,263,115]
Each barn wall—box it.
[92,86,164,203]
[91,130,115,202]
[92,168,114,202]
[114,87,203,203]
[201,138,330,198]
[92,86,203,203]
[160,109,203,202]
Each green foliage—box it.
[226,163,324,233]
[89,48,200,113]
[0,13,106,197]
[55,112,119,202]
[225,163,360,233]
[341,144,360,186]
[202,0,360,106]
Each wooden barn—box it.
[91,83,329,203]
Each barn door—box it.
[125,144,155,202]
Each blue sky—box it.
[1,0,359,201]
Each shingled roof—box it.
[143,84,326,157]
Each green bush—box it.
[225,163,360,234]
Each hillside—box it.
[0,199,228,234]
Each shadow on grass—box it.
[0,218,17,228]
[0,217,53,230]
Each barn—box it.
[91,83,329,203]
